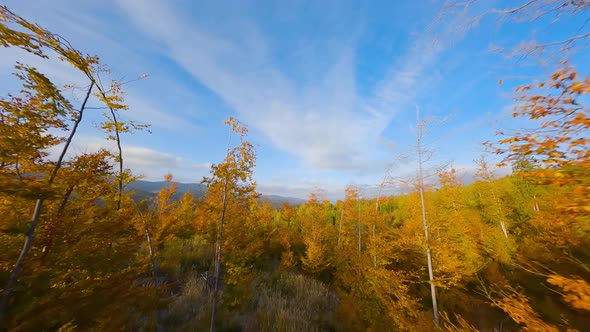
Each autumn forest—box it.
[1,2,590,332]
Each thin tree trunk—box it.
[500,221,508,239]
[0,82,94,324]
[85,79,125,210]
[134,202,163,332]
[109,106,124,210]
[210,126,233,332]
[210,175,229,332]
[491,190,508,240]
[104,104,124,210]
[416,107,439,327]
[134,203,158,281]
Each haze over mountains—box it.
[127,180,306,206]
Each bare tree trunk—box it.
[416,107,439,327]
[523,181,540,212]
[491,190,508,240]
[210,126,233,332]
[0,82,94,324]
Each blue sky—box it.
[1,0,588,199]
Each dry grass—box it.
[252,273,339,332]
[163,275,211,331]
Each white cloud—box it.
[3,0,486,199]
[46,135,211,182]
[116,0,462,175]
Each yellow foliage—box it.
[494,291,559,332]
[547,275,590,311]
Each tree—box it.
[510,71,589,226]
[431,168,484,285]
[469,156,521,265]
[415,108,440,327]
[485,67,590,331]
[272,202,298,271]
[200,117,258,332]
[0,6,149,208]
[0,6,147,326]
[299,192,333,276]
[0,147,152,330]
[496,67,589,235]
[0,63,93,324]
[474,156,511,239]
[132,174,199,331]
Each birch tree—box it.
[415,108,440,327]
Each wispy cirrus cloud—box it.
[2,0,492,200]
[116,0,464,176]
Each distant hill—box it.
[257,194,306,206]
[126,180,305,206]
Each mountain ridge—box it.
[126,180,306,206]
